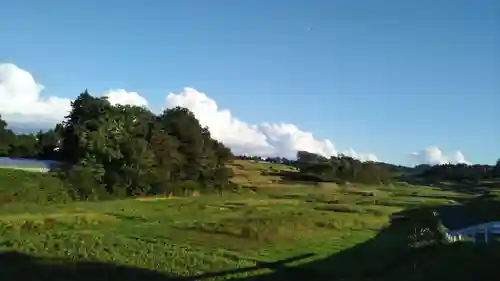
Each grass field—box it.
[0,160,499,280]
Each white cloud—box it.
[104,89,148,107]
[0,63,71,124]
[342,148,379,162]
[165,87,378,161]
[2,63,472,164]
[409,146,470,166]
[0,63,148,125]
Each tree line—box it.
[236,153,500,185]
[293,151,393,184]
[0,90,235,200]
[237,152,393,184]
[1,90,498,199]
[417,162,500,183]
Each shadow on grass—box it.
[0,251,179,281]
[0,251,315,281]
[266,171,341,185]
[187,253,315,280]
[236,243,500,281]
[235,199,500,281]
[435,192,500,231]
[3,195,500,281]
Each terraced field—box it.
[0,160,498,280]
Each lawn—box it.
[0,161,497,280]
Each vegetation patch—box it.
[1,98,500,280]
[314,204,387,216]
[0,212,117,233]
[0,169,71,204]
[179,215,317,243]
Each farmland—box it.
[1,160,499,281]
[1,98,499,280]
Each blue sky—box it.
[1,0,499,165]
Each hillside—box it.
[1,160,500,280]
[1,96,499,280]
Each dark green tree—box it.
[0,115,15,157]
[55,90,234,199]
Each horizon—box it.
[2,124,496,169]
[1,0,498,166]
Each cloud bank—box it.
[409,146,471,166]
[0,62,470,165]
[165,88,380,161]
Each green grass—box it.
[0,160,497,280]
[0,169,71,205]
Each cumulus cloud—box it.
[104,89,148,107]
[3,63,470,164]
[409,146,470,166]
[342,148,379,162]
[0,63,71,124]
[0,63,149,126]
[165,87,378,161]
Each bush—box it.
[61,164,108,201]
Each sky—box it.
[0,0,499,166]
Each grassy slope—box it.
[0,169,71,204]
[0,160,497,280]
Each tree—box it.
[54,90,234,199]
[158,107,206,181]
[0,114,15,157]
[150,128,184,184]
[36,125,63,160]
[419,163,494,182]
[493,159,500,177]
[8,134,38,158]
[294,151,392,184]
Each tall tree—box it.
[36,124,63,160]
[57,90,234,199]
